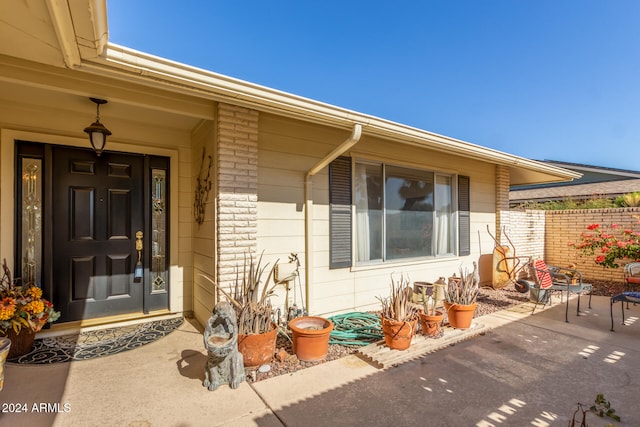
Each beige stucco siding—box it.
[191,120,217,327]
[257,113,497,317]
[256,114,342,313]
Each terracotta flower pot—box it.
[444,301,476,329]
[418,310,444,337]
[289,316,334,362]
[237,323,278,368]
[1,329,36,359]
[380,317,417,350]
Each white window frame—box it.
[352,159,458,266]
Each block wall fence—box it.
[508,208,640,283]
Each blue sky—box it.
[107,1,640,171]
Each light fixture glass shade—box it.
[84,98,111,156]
[84,121,111,156]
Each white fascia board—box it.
[45,0,109,67]
[81,44,578,182]
[45,0,82,68]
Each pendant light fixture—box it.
[83,97,111,156]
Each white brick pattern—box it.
[216,103,259,287]
[495,164,511,245]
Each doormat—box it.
[8,317,183,364]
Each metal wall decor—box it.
[194,147,212,225]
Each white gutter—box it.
[304,124,362,314]
[307,124,362,177]
[80,44,579,182]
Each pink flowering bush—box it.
[570,222,640,269]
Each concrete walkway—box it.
[1,295,638,426]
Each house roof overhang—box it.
[0,0,580,186]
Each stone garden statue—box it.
[203,301,245,391]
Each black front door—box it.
[52,147,145,322]
[16,142,170,324]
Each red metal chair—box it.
[622,262,640,310]
[528,259,592,323]
[623,262,640,292]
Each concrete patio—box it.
[1,294,638,426]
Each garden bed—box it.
[248,283,628,383]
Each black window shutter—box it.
[458,175,471,256]
[329,156,352,268]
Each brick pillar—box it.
[495,164,510,244]
[216,103,259,288]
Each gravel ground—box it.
[246,280,625,383]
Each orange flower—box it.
[0,261,59,334]
[25,286,43,299]
[24,299,45,314]
[0,297,16,320]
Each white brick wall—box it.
[216,103,259,287]
[495,164,511,244]
[508,210,545,259]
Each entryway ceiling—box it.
[0,0,210,135]
[0,0,68,68]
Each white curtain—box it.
[355,163,370,262]
[435,210,450,255]
[435,175,452,255]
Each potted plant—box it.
[0,259,60,358]
[443,263,480,329]
[201,252,281,367]
[418,277,446,337]
[377,273,419,350]
[288,316,334,362]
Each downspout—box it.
[304,123,362,314]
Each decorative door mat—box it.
[8,317,183,364]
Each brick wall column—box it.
[495,164,511,244]
[216,103,259,288]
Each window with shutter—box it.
[458,175,471,256]
[329,157,352,268]
[328,157,469,266]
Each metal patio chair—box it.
[610,291,640,331]
[623,262,640,292]
[529,259,592,323]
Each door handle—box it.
[134,230,143,282]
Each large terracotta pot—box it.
[444,302,477,329]
[1,329,36,359]
[380,317,417,350]
[289,316,334,362]
[237,323,278,368]
[418,310,444,337]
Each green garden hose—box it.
[328,312,382,346]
